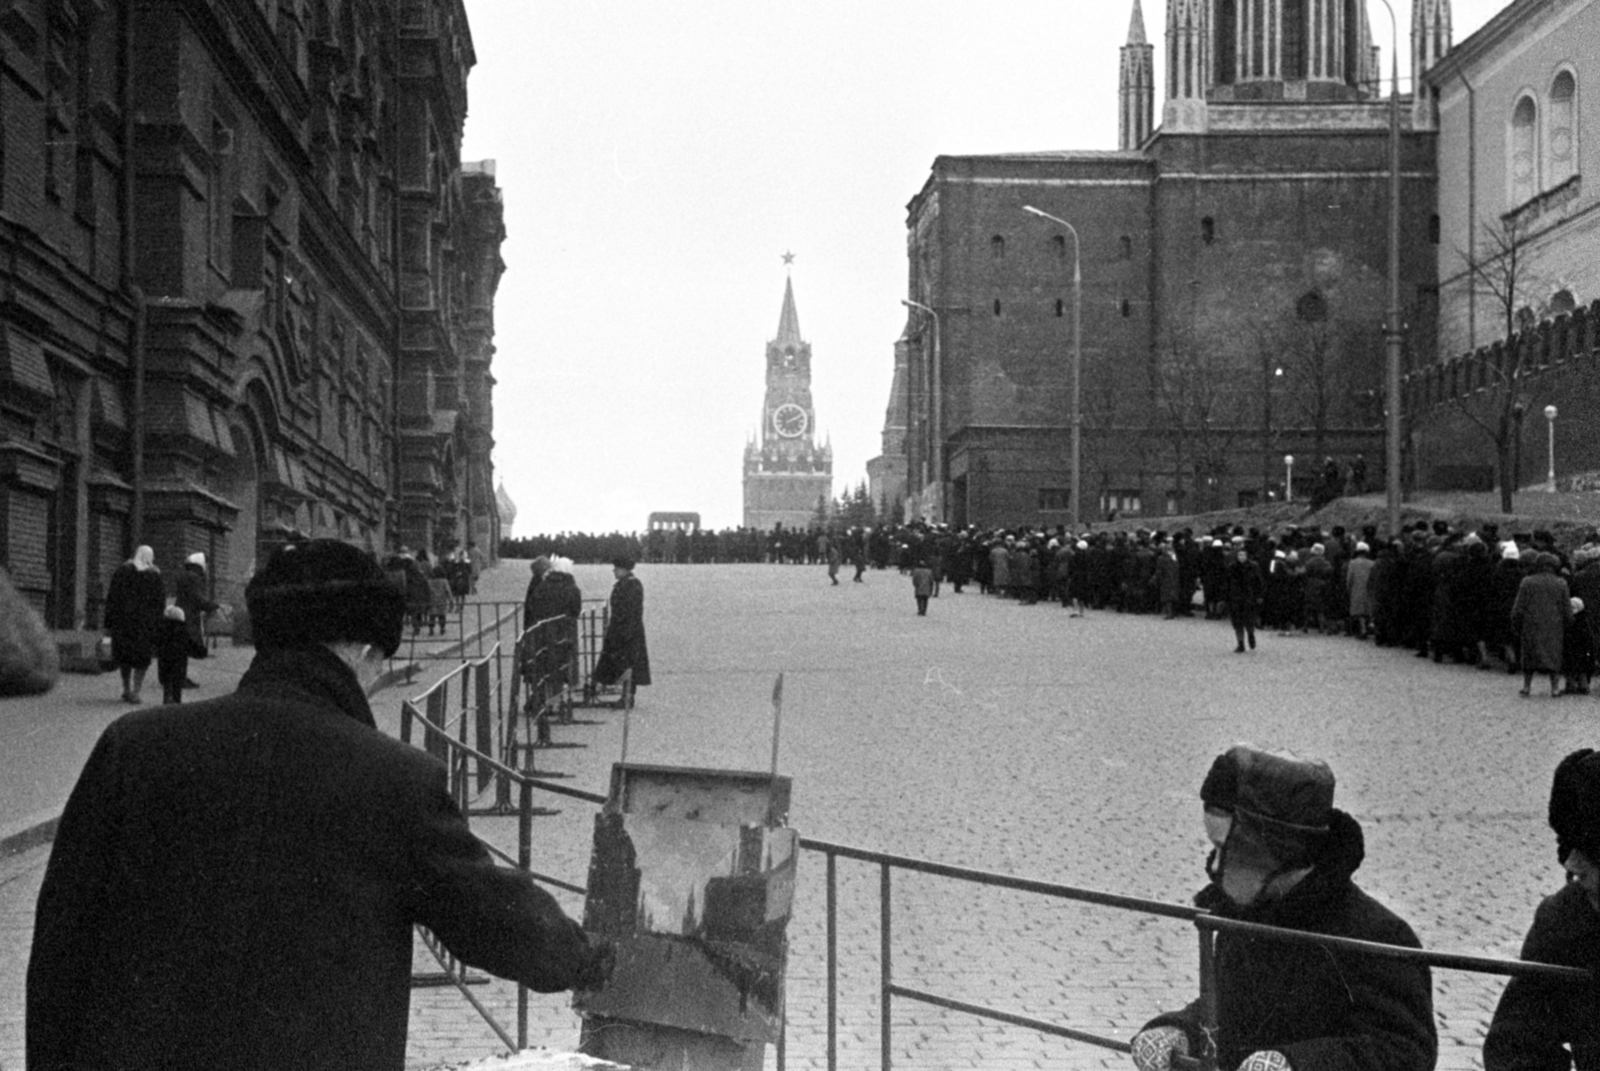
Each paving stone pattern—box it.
[1,559,1588,1070]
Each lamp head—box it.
[1545,405,1559,420]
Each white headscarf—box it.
[131,545,157,572]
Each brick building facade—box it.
[897,0,1447,529]
[0,0,502,628]
[1410,0,1600,493]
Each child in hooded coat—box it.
[155,604,189,705]
[1561,596,1594,695]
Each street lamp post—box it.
[1022,205,1082,529]
[1371,0,1403,536]
[1544,404,1558,492]
[902,298,942,522]
[1285,454,1296,502]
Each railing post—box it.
[880,861,892,1071]
[1195,919,1219,1071]
[518,777,533,1049]
[827,851,838,1071]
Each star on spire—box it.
[781,250,795,267]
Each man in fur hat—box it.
[28,540,611,1071]
[1483,748,1600,1070]
[1131,745,1436,1071]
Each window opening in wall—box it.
[1055,299,1065,317]
[1038,488,1072,512]
[1101,489,1143,517]
[1549,71,1576,187]
[1429,214,1440,244]
[1216,0,1237,84]
[993,299,1002,316]
[1120,235,1133,259]
[1121,299,1132,318]
[1201,216,1215,244]
[991,235,1006,260]
[1283,0,1307,79]
[1510,94,1538,207]
[1052,234,1067,259]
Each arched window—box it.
[1052,234,1066,260]
[1548,70,1577,187]
[1510,93,1539,207]
[990,235,1006,260]
[1120,235,1133,259]
[1201,216,1216,244]
[1055,299,1065,318]
[993,299,1003,317]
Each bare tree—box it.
[1452,215,1547,514]
[1154,327,1250,513]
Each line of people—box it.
[882,520,1600,697]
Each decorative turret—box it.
[494,481,517,540]
[1119,0,1155,150]
[1163,0,1209,133]
[1412,0,1452,131]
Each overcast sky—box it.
[460,0,1505,536]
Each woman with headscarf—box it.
[174,552,219,687]
[103,546,166,703]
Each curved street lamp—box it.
[1021,205,1082,529]
[1370,0,1404,536]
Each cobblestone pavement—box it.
[2,559,1591,1070]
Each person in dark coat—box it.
[1511,553,1572,698]
[173,552,218,687]
[1484,748,1600,1071]
[1155,544,1181,618]
[154,603,190,705]
[591,554,651,693]
[1226,545,1265,652]
[1560,598,1594,696]
[1131,746,1436,1071]
[525,556,583,699]
[103,544,166,704]
[27,539,611,1071]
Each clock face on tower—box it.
[772,403,808,438]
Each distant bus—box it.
[647,512,700,533]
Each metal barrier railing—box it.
[399,661,609,1049]
[797,837,1594,1071]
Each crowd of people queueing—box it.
[879,519,1600,699]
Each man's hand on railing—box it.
[1132,1025,1189,1071]
[573,933,616,992]
[1236,1051,1290,1071]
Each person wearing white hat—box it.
[173,551,218,688]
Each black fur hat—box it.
[1550,748,1600,863]
[247,539,406,658]
[1201,745,1335,868]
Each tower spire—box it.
[775,274,802,349]
[1119,0,1155,150]
[1412,0,1452,131]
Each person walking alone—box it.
[1226,544,1264,653]
[103,545,166,704]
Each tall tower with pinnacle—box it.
[742,257,833,531]
[1120,0,1158,150]
[1119,0,1155,150]
[1163,0,1209,132]
[1412,0,1452,131]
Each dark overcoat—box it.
[103,562,165,670]
[1143,810,1437,1071]
[1511,572,1572,673]
[1483,881,1600,1071]
[526,572,584,688]
[174,562,218,657]
[27,646,594,1071]
[593,573,650,687]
